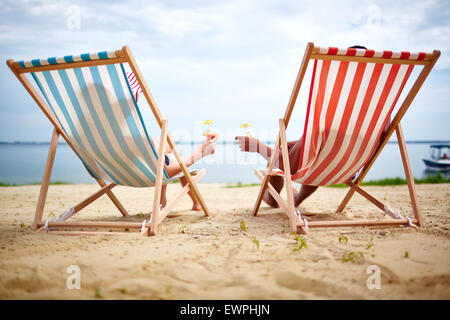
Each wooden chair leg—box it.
[254,170,289,213]
[96,179,129,217]
[279,119,307,234]
[252,135,281,216]
[251,180,268,216]
[37,182,118,232]
[346,181,385,212]
[72,183,116,214]
[396,124,424,227]
[148,120,168,236]
[33,128,59,230]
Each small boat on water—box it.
[422,144,450,171]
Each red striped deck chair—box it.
[252,42,440,234]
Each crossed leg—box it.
[154,137,217,211]
[160,176,202,211]
[235,135,318,208]
[263,176,318,208]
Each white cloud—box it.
[269,0,449,69]
[0,0,449,141]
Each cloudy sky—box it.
[1,0,449,142]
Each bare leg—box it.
[155,137,217,211]
[180,176,202,211]
[160,184,167,208]
[262,176,284,208]
[236,135,318,206]
[294,185,318,206]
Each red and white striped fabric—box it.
[291,51,415,186]
[126,71,142,103]
[317,46,427,61]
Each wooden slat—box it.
[254,169,289,213]
[38,221,151,229]
[43,231,135,236]
[310,53,429,65]
[279,118,306,234]
[14,56,127,74]
[297,218,418,229]
[72,183,116,213]
[396,124,423,226]
[346,181,385,212]
[149,120,169,236]
[311,46,434,61]
[96,179,129,217]
[33,128,59,230]
[284,42,315,125]
[251,137,281,216]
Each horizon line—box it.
[1,140,450,146]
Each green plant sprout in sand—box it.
[366,238,374,250]
[342,251,364,263]
[338,236,348,244]
[95,287,103,298]
[292,235,308,252]
[240,220,247,232]
[252,237,260,250]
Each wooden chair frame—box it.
[7,46,211,236]
[252,42,440,234]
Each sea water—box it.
[0,142,447,185]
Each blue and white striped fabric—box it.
[18,51,117,68]
[26,53,171,187]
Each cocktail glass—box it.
[239,123,252,164]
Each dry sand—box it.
[0,183,449,299]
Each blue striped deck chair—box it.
[7,46,210,236]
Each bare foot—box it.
[263,188,299,208]
[192,203,203,211]
[160,185,167,208]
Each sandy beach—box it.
[0,182,449,299]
